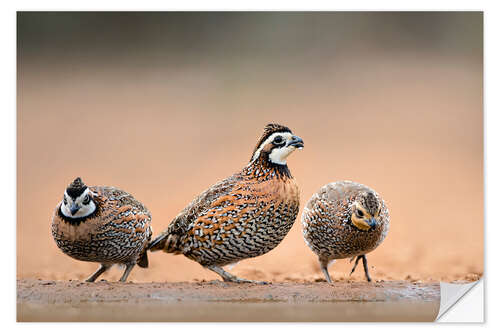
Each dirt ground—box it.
[17,279,440,322]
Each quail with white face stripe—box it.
[51,177,153,282]
[149,124,304,283]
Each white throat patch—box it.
[250,132,296,165]
[268,145,297,165]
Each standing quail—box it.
[51,177,153,282]
[302,181,389,283]
[149,124,304,283]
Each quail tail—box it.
[137,250,149,268]
[148,232,168,251]
[148,231,182,254]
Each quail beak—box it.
[70,203,80,215]
[365,217,377,228]
[288,135,304,149]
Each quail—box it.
[302,181,389,283]
[149,124,304,283]
[51,177,153,282]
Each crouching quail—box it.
[149,124,304,283]
[302,181,389,283]
[51,177,153,282]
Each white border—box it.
[4,0,496,331]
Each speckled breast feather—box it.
[158,153,300,267]
[51,186,153,265]
[302,181,389,260]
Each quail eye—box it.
[273,136,283,144]
[356,209,364,217]
[63,197,67,205]
[82,195,90,205]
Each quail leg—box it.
[206,265,268,284]
[361,255,372,282]
[349,256,362,276]
[119,263,135,282]
[349,255,372,282]
[86,263,111,282]
[319,257,333,283]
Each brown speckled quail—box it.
[302,181,389,283]
[51,177,153,282]
[149,124,304,283]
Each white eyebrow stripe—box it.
[250,132,292,164]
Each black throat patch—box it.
[246,152,292,179]
[57,203,99,226]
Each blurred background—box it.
[17,12,483,283]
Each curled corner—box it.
[436,279,483,322]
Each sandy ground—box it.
[17,279,440,322]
